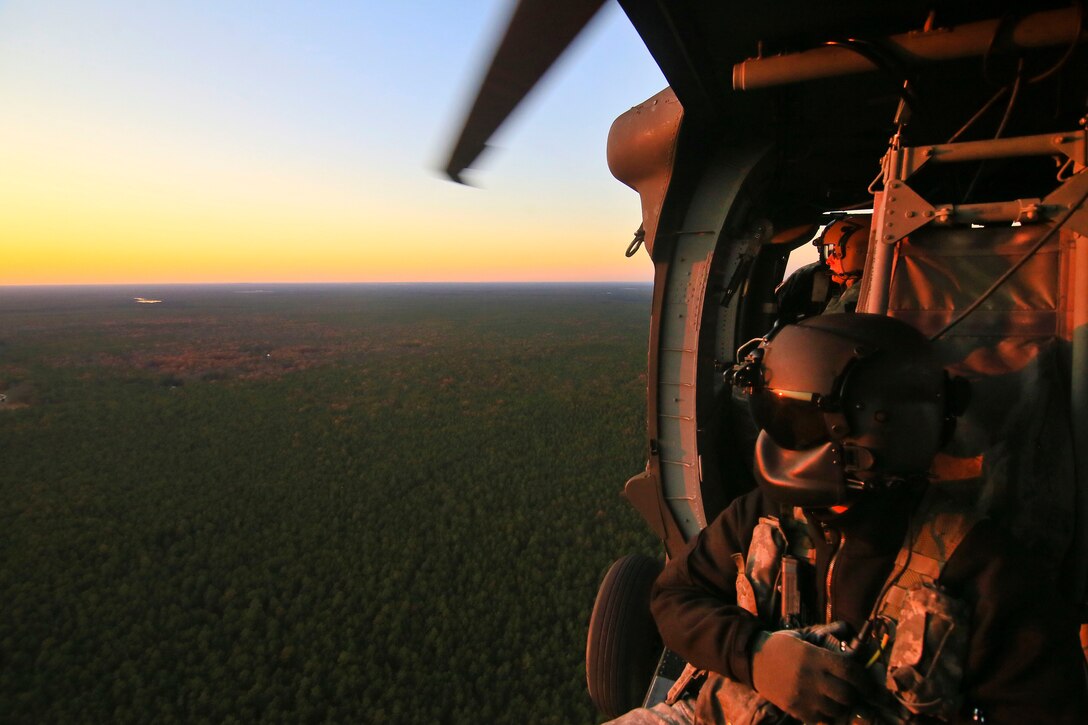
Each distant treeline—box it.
[0,285,657,723]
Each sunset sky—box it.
[1,1,667,285]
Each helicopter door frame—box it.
[625,129,778,555]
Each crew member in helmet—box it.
[774,216,871,325]
[610,314,1087,724]
[819,215,870,314]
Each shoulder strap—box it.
[735,507,816,624]
[876,487,980,623]
[779,504,816,565]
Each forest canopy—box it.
[0,284,657,723]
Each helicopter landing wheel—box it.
[585,554,664,719]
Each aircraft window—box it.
[782,234,821,279]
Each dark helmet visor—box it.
[749,388,828,450]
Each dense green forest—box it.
[0,284,658,723]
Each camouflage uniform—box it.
[640,485,1088,724]
[822,282,861,315]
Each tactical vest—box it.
[666,489,978,725]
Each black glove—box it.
[794,620,853,652]
[751,622,872,723]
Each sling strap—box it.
[875,487,979,624]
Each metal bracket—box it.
[879,178,1087,243]
[1052,133,1087,173]
[1043,168,1088,237]
[880,181,937,243]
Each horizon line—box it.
[0,280,655,288]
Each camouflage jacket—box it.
[650,486,1088,723]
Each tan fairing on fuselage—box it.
[606,87,683,257]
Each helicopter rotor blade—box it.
[444,0,608,183]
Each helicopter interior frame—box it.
[614,0,1088,596]
[603,1,1088,710]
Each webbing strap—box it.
[877,489,979,623]
[783,505,816,564]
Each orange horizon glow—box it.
[3,128,652,285]
[5,207,653,286]
[2,95,653,287]
[5,182,654,286]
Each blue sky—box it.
[1,1,668,283]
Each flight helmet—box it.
[731,313,968,507]
[815,217,871,286]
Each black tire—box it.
[585,554,664,719]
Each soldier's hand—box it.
[751,629,872,723]
[795,620,853,652]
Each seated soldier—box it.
[775,216,871,325]
[609,313,1087,724]
[819,215,870,314]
